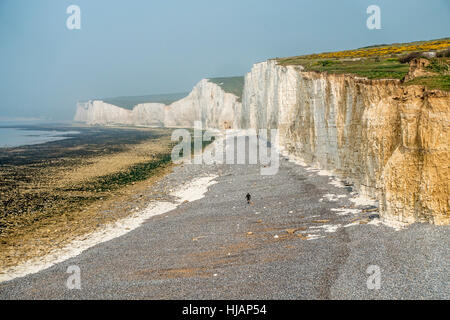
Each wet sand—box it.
[0,124,176,270]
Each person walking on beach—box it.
[246,193,251,204]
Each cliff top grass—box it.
[276,38,450,91]
[101,92,189,110]
[207,76,245,101]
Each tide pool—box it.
[0,127,79,148]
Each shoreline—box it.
[0,174,218,282]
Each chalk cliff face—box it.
[165,79,240,129]
[74,79,241,129]
[241,60,449,225]
[74,100,166,126]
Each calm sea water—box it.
[0,122,79,148]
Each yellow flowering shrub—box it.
[304,39,450,59]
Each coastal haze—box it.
[1,0,449,120]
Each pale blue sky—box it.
[1,0,449,120]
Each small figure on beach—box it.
[246,193,251,204]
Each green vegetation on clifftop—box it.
[207,76,245,101]
[276,38,450,91]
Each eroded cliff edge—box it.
[241,60,449,225]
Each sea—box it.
[0,121,79,148]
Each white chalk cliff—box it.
[74,79,241,129]
[74,60,449,225]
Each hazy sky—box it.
[1,0,449,120]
